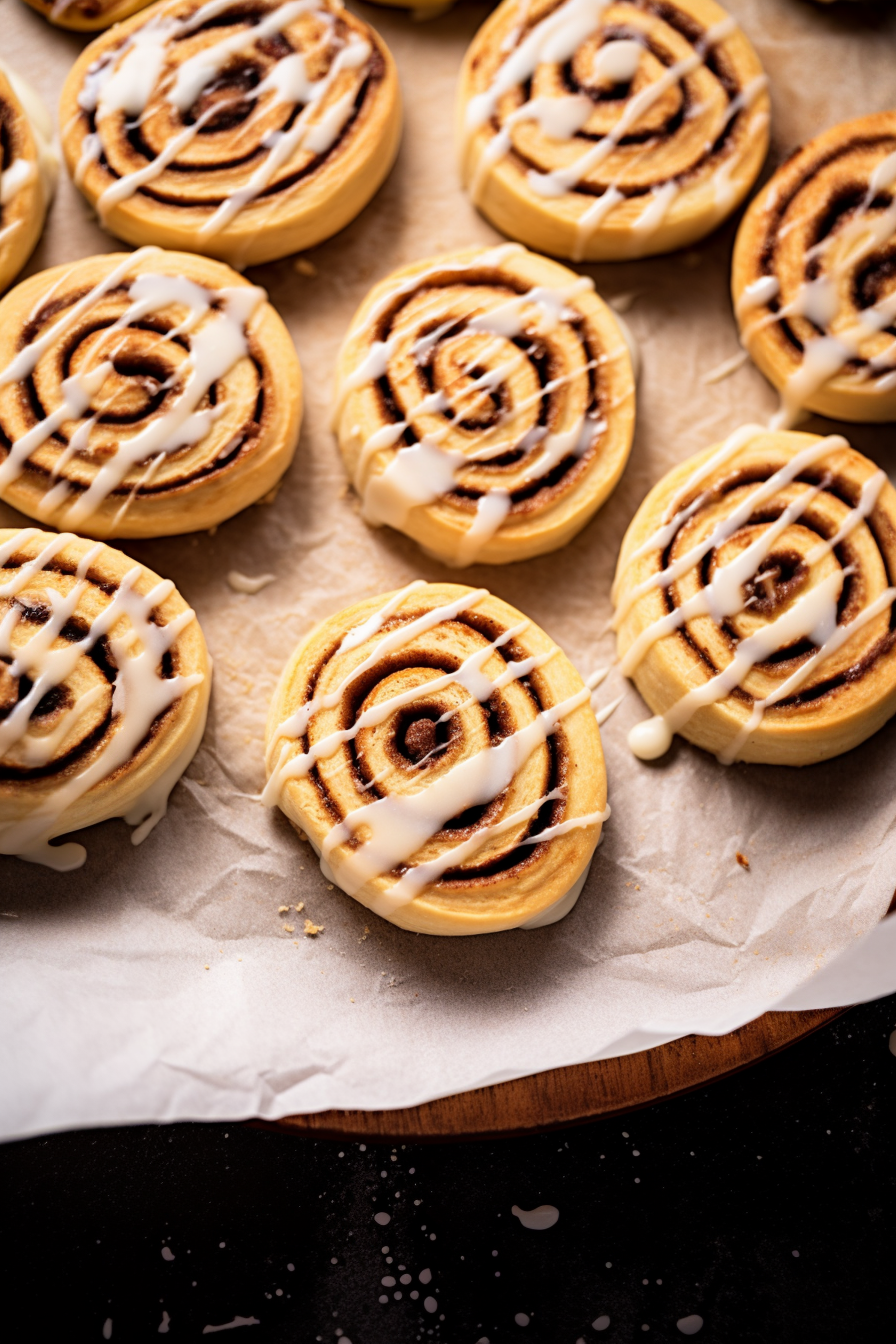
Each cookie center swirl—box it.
[0,528,205,868]
[74,0,379,236]
[0,250,268,531]
[461,0,769,260]
[401,715,439,763]
[614,428,896,763]
[734,120,896,427]
[338,247,628,566]
[265,583,608,914]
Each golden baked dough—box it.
[613,427,896,766]
[458,0,770,262]
[366,0,453,9]
[20,0,153,31]
[59,0,402,268]
[733,111,896,426]
[0,527,210,870]
[0,63,57,295]
[334,245,636,566]
[0,249,302,539]
[264,582,608,934]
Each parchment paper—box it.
[2,0,896,1141]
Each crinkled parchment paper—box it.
[2,0,896,1140]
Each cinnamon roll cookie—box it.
[334,245,636,566]
[0,528,210,870]
[458,0,770,262]
[0,249,302,539]
[733,111,896,426]
[21,0,154,30]
[59,0,402,267]
[264,582,608,934]
[613,428,896,766]
[0,62,57,294]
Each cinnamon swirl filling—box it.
[613,428,896,766]
[59,0,402,267]
[458,0,769,262]
[335,245,635,567]
[0,249,302,539]
[733,111,896,426]
[0,528,210,870]
[265,582,607,934]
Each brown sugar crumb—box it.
[304,919,324,936]
[294,902,305,913]
[278,905,290,915]
[326,884,334,891]
[283,924,295,934]
[736,851,750,870]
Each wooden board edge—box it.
[253,1005,847,1144]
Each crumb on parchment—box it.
[294,902,305,913]
[283,924,295,934]
[736,851,750,870]
[294,257,318,277]
[304,919,324,936]
[278,905,290,915]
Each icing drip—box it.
[0,249,266,531]
[0,530,205,869]
[227,571,275,594]
[265,585,606,914]
[339,252,627,564]
[616,428,895,762]
[74,0,376,235]
[463,0,765,258]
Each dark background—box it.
[1,995,894,1344]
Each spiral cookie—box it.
[264,581,607,934]
[613,427,896,766]
[458,0,770,263]
[60,0,402,268]
[0,62,57,295]
[0,249,302,539]
[21,0,154,31]
[733,112,896,426]
[0,527,210,870]
[335,246,636,566]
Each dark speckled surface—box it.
[1,996,894,1343]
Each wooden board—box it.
[268,1006,844,1143]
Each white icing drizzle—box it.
[0,530,205,869]
[741,140,896,426]
[265,585,605,915]
[0,249,265,530]
[702,349,749,385]
[75,0,373,235]
[463,0,761,257]
[339,253,626,565]
[615,428,895,763]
